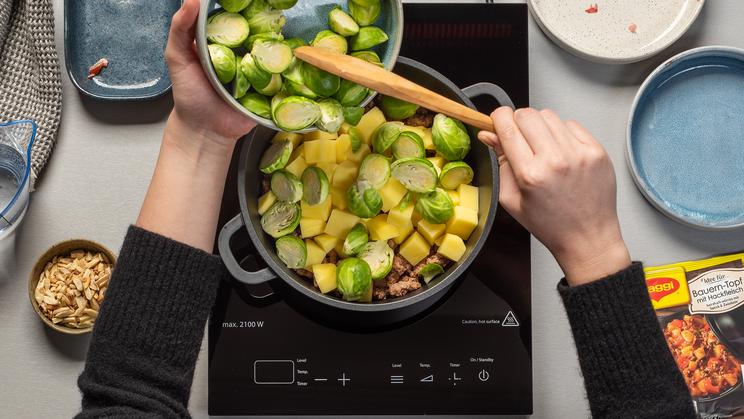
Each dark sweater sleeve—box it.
[558,262,696,419]
[76,226,224,418]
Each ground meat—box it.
[388,275,422,297]
[411,253,451,278]
[323,250,339,264]
[295,268,314,279]
[261,176,270,194]
[405,108,435,127]
[373,282,388,300]
[388,255,412,282]
[387,239,397,251]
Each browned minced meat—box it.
[411,253,451,277]
[387,239,397,251]
[373,282,388,300]
[295,268,313,279]
[388,275,422,297]
[323,250,339,265]
[405,108,435,127]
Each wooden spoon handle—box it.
[294,46,495,132]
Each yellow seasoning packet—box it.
[644,266,690,309]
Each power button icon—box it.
[478,370,490,382]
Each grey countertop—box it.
[2,1,744,418]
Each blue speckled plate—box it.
[64,0,180,101]
[628,46,744,230]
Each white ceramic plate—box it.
[528,0,705,64]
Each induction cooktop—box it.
[210,3,531,417]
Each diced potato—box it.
[367,214,399,241]
[356,107,386,144]
[330,186,348,210]
[446,206,478,240]
[284,155,308,178]
[438,233,466,262]
[427,156,447,172]
[317,162,337,183]
[314,234,340,253]
[457,184,479,212]
[417,219,446,244]
[312,263,337,294]
[339,122,353,134]
[305,240,328,268]
[324,209,360,238]
[379,178,408,212]
[422,128,434,150]
[403,125,426,139]
[434,236,444,247]
[347,143,371,163]
[290,143,305,161]
[336,134,351,163]
[332,160,358,190]
[272,131,303,148]
[399,231,431,265]
[304,130,338,141]
[305,139,337,164]
[334,239,346,257]
[387,203,415,230]
[447,190,460,206]
[257,191,277,215]
[393,221,414,244]
[301,196,332,221]
[300,218,326,238]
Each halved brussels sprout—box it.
[350,50,383,67]
[240,54,272,89]
[302,62,340,98]
[328,7,360,37]
[350,0,380,7]
[272,96,322,131]
[252,39,293,73]
[343,107,364,126]
[391,158,439,193]
[349,126,363,152]
[239,93,272,118]
[241,0,269,19]
[392,131,425,159]
[301,166,330,205]
[336,258,373,301]
[380,96,419,120]
[243,31,284,50]
[232,56,250,99]
[260,139,293,174]
[311,30,348,55]
[267,0,298,10]
[346,183,383,218]
[270,92,288,118]
[358,240,394,280]
[358,153,391,189]
[334,79,370,107]
[432,113,471,161]
[350,26,388,51]
[207,12,251,48]
[316,98,344,133]
[418,263,444,284]
[208,44,237,84]
[261,201,301,238]
[439,161,474,190]
[372,122,403,154]
[398,191,412,210]
[219,0,252,13]
[271,170,303,203]
[349,0,381,27]
[255,73,283,95]
[343,223,368,256]
[276,236,307,269]
[284,79,319,99]
[248,9,286,34]
[285,37,307,49]
[415,188,455,224]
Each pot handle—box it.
[218,214,276,285]
[461,82,515,110]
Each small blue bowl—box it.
[64,0,180,101]
[627,46,744,230]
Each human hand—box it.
[478,107,630,286]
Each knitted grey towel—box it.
[0,0,62,187]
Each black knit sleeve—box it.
[558,262,697,419]
[76,226,224,418]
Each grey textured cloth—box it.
[0,0,62,186]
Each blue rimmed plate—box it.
[627,46,744,230]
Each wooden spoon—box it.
[294,46,495,132]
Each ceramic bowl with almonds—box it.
[28,239,116,335]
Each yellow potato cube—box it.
[284,155,308,178]
[332,160,358,190]
[257,191,277,216]
[379,178,408,212]
[417,219,446,244]
[314,234,340,253]
[301,196,332,221]
[312,263,337,294]
[290,143,305,161]
[304,130,337,141]
[334,239,346,257]
[399,232,431,265]
[422,128,434,150]
[457,184,479,212]
[300,218,326,238]
[347,143,370,163]
[356,107,386,144]
[434,236,444,247]
[272,131,303,148]
[316,162,337,183]
[339,122,353,134]
[393,221,414,245]
[367,215,399,241]
[330,186,348,210]
[427,156,447,172]
[305,139,337,164]
[446,206,479,240]
[336,134,352,163]
[403,125,426,138]
[438,233,466,262]
[447,190,460,206]
[305,240,328,268]
[324,209,360,238]
[387,203,415,230]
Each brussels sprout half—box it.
[350,0,381,7]
[349,0,381,27]
[415,188,455,224]
[271,170,303,203]
[273,96,322,131]
[302,62,341,98]
[343,107,364,126]
[285,37,307,49]
[261,201,301,238]
[346,183,383,218]
[239,93,272,119]
[439,161,474,190]
[358,153,391,190]
[343,223,369,256]
[391,158,439,193]
[276,235,307,269]
[311,30,348,55]
[328,7,360,37]
[316,98,345,133]
[350,26,388,51]
[207,12,251,48]
[267,0,298,10]
[358,240,394,280]
[241,0,270,19]
[219,0,252,13]
[349,126,363,152]
[336,258,373,301]
[418,263,444,284]
[259,139,293,174]
[270,92,288,118]
[432,113,471,161]
[252,39,293,74]
[392,131,425,159]
[248,9,286,34]
[208,44,237,84]
[301,166,330,205]
[284,79,319,100]
[232,56,250,99]
[240,54,272,90]
[350,51,383,67]
[380,96,419,120]
[372,122,403,154]
[243,31,284,50]
[334,79,370,107]
[255,73,283,96]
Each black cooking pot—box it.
[218,57,513,325]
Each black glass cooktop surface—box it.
[210,3,531,417]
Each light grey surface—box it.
[1,1,743,418]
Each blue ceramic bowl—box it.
[196,0,403,132]
[627,46,744,230]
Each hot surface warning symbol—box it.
[502,311,519,327]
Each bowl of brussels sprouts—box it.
[196,0,403,133]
